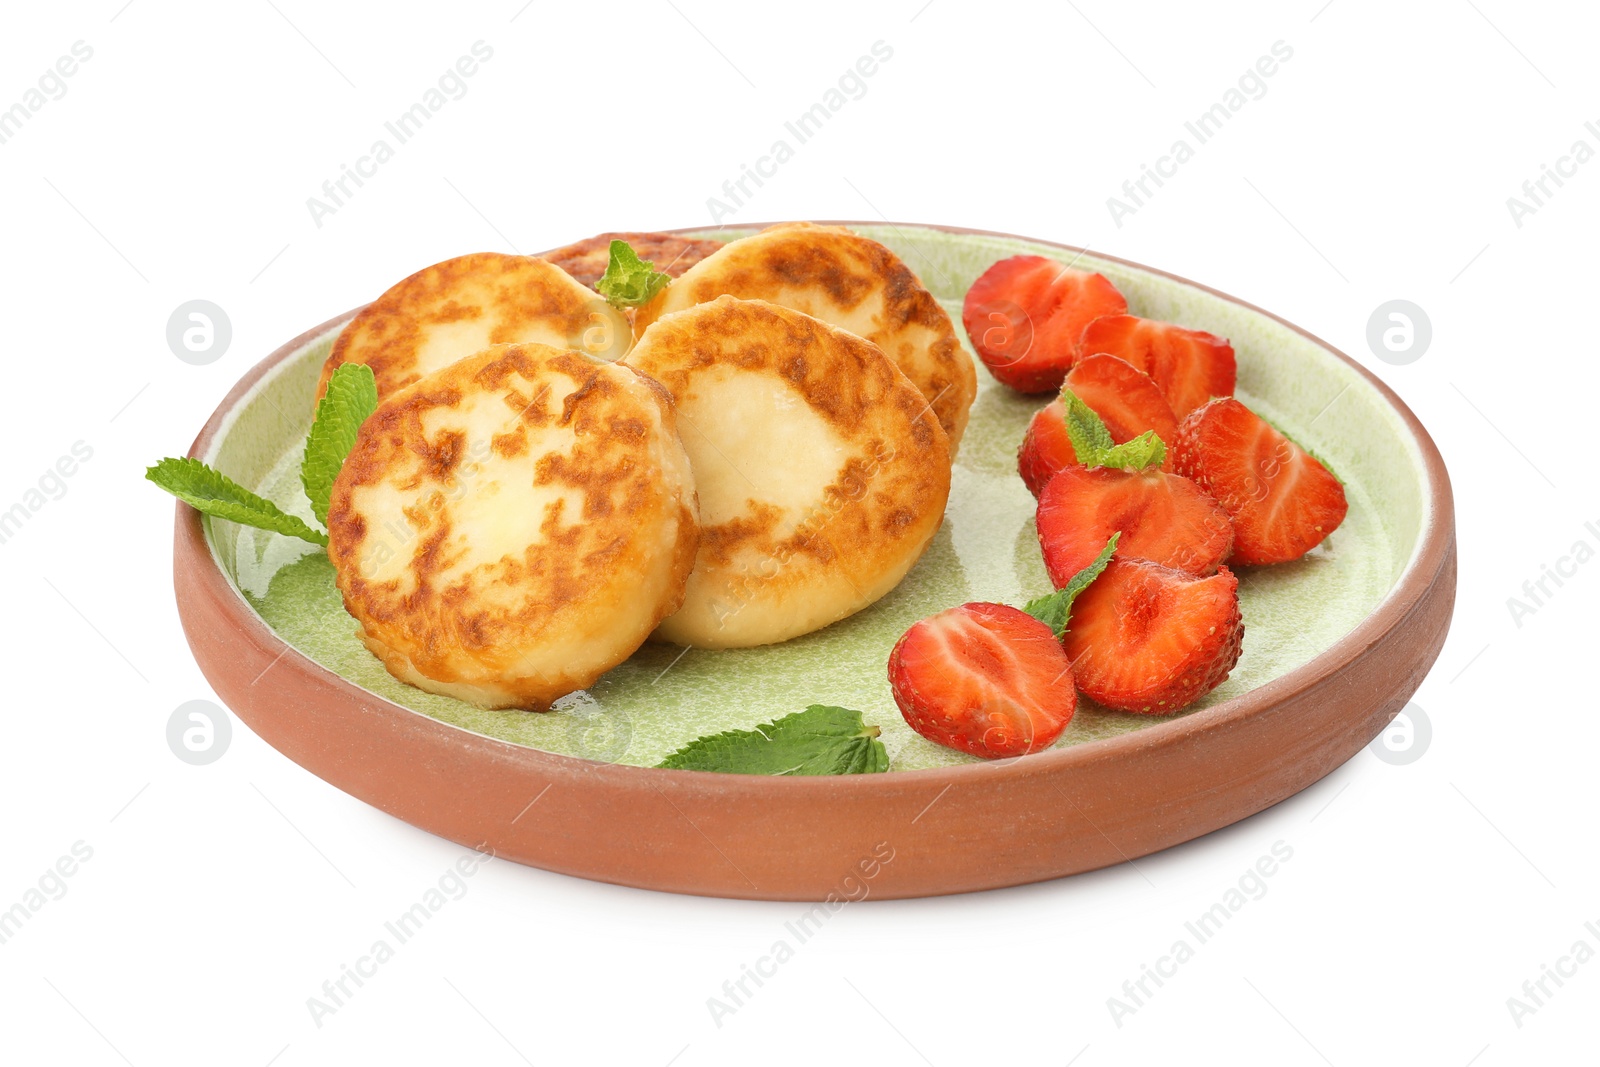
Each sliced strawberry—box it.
[1018,358,1180,498]
[1017,399,1077,498]
[1037,466,1233,584]
[963,255,1128,394]
[889,602,1077,759]
[1078,315,1236,419]
[1064,354,1179,447]
[1062,559,1243,714]
[1174,397,1348,566]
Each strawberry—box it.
[1173,397,1348,566]
[1017,399,1078,498]
[1017,357,1180,497]
[1062,559,1244,714]
[889,602,1078,759]
[963,255,1128,394]
[1064,354,1179,448]
[1036,466,1233,585]
[1077,315,1236,419]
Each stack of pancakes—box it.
[321,223,977,709]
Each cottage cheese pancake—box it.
[632,222,976,453]
[326,343,698,709]
[625,297,950,649]
[319,253,630,402]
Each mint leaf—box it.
[1060,391,1166,471]
[1102,429,1166,470]
[1023,532,1119,638]
[147,457,328,546]
[1061,390,1117,462]
[657,704,889,775]
[301,362,378,525]
[595,239,671,308]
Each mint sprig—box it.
[1023,533,1119,638]
[301,362,378,525]
[657,705,890,775]
[146,458,328,546]
[595,239,671,309]
[1061,391,1165,471]
[149,361,378,546]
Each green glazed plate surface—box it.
[202,225,1429,772]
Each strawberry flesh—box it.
[964,255,1128,393]
[1078,315,1236,419]
[1063,559,1244,714]
[1036,466,1233,585]
[1174,397,1348,566]
[1017,399,1078,498]
[889,602,1077,758]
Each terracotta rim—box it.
[173,222,1456,900]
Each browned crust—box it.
[325,342,697,708]
[317,253,613,401]
[540,232,726,289]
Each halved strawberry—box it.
[1173,397,1348,566]
[963,255,1128,394]
[1037,466,1233,585]
[1078,315,1236,419]
[889,602,1077,759]
[1018,399,1078,498]
[1062,559,1243,714]
[1018,358,1180,497]
[1064,354,1179,447]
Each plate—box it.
[172,222,1455,899]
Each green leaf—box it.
[147,457,328,546]
[1061,390,1117,462]
[595,239,671,309]
[1023,532,1119,638]
[656,704,890,775]
[1059,391,1166,471]
[301,362,378,525]
[1103,429,1166,471]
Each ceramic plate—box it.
[172,223,1455,899]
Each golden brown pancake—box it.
[624,297,950,649]
[318,252,630,402]
[541,231,725,289]
[632,222,976,453]
[326,343,699,710]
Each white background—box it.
[1,1,1594,1063]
